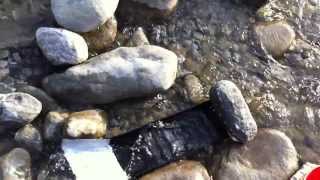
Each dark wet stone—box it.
[117,0,178,24]
[43,111,69,141]
[15,124,43,152]
[140,160,211,180]
[210,80,257,143]
[111,107,226,177]
[40,152,75,180]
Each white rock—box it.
[0,92,42,124]
[36,27,88,65]
[62,139,128,180]
[51,0,119,32]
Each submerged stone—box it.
[255,21,296,57]
[214,129,299,180]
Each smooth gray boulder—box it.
[51,0,119,32]
[210,80,258,143]
[0,92,42,126]
[43,45,178,104]
[36,27,88,65]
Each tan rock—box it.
[140,160,211,180]
[82,17,117,52]
[66,109,107,138]
[214,129,299,180]
[255,22,295,57]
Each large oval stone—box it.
[51,0,119,32]
[210,80,258,143]
[43,45,178,104]
[214,129,299,180]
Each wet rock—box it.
[111,109,225,177]
[14,124,43,152]
[43,111,69,141]
[1,148,32,180]
[82,17,117,52]
[291,162,320,180]
[39,152,75,180]
[51,0,119,32]
[214,129,299,180]
[132,0,178,16]
[255,22,296,57]
[66,109,107,138]
[140,160,211,180]
[127,27,150,47]
[15,84,59,113]
[184,74,205,104]
[36,27,88,65]
[43,45,178,104]
[210,80,257,143]
[0,93,42,131]
[249,93,291,128]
